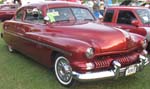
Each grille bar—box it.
[94,52,139,69]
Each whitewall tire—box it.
[54,55,75,87]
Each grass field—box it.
[0,23,150,89]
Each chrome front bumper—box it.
[72,55,149,81]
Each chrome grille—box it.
[94,52,140,69]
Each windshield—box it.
[136,9,150,24]
[47,7,95,23]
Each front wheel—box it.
[54,55,75,87]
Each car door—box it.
[3,8,24,51]
[115,10,138,32]
[115,10,146,36]
[16,7,52,67]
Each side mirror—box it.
[44,16,50,24]
[44,16,50,21]
[131,20,139,27]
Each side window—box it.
[117,10,137,25]
[24,8,43,23]
[103,10,114,22]
[16,10,24,21]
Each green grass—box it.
[0,23,150,89]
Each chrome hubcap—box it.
[57,59,72,82]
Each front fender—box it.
[25,32,92,59]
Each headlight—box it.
[85,48,94,59]
[142,40,147,49]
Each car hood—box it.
[41,22,141,54]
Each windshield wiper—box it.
[53,19,70,23]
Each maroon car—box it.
[103,6,150,51]
[1,1,149,87]
[0,4,18,21]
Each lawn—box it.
[0,23,150,89]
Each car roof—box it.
[107,6,148,10]
[21,1,86,9]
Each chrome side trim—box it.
[72,55,149,81]
[4,31,72,56]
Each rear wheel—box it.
[54,55,75,87]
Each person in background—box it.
[13,0,21,5]
[99,0,104,15]
[108,0,112,6]
[83,0,94,12]
[92,0,103,22]
[93,0,100,18]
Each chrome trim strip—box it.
[4,31,72,56]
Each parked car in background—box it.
[103,6,150,51]
[0,4,18,21]
[1,1,149,87]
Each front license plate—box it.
[125,65,137,76]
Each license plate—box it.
[125,65,137,76]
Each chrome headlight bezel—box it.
[85,47,94,59]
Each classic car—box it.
[103,6,150,51]
[1,1,149,87]
[0,4,18,21]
